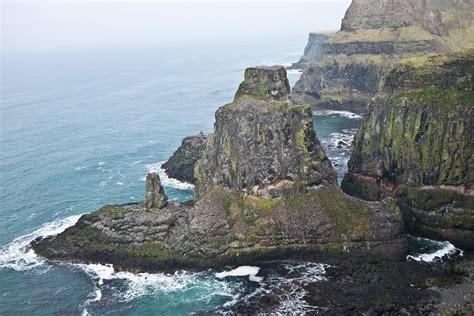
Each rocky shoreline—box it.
[224,252,473,315]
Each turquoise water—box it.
[0,41,452,315]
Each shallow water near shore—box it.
[0,42,459,314]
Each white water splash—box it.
[143,161,195,191]
[0,215,81,272]
[313,110,362,119]
[407,237,461,262]
[221,262,329,313]
[286,69,302,74]
[216,266,262,282]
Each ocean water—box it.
[0,42,457,315]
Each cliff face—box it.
[290,33,332,69]
[32,67,407,272]
[291,0,474,114]
[195,67,336,197]
[341,51,474,249]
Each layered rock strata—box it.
[341,51,474,249]
[291,0,474,114]
[32,66,407,272]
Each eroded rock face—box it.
[31,66,408,272]
[161,132,207,184]
[291,0,474,113]
[145,173,168,209]
[290,33,332,69]
[341,52,474,249]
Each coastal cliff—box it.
[291,0,474,114]
[31,66,407,272]
[341,51,474,249]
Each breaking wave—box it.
[143,161,195,191]
[0,215,81,272]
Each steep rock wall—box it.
[291,0,474,114]
[341,51,474,249]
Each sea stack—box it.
[195,65,336,196]
[145,172,168,209]
[31,66,407,272]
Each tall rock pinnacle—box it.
[145,172,168,209]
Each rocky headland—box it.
[291,0,474,114]
[31,66,407,272]
[341,50,474,250]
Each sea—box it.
[0,40,459,315]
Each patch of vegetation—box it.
[396,87,474,103]
[321,242,344,253]
[99,205,125,220]
[255,198,279,212]
[327,26,433,44]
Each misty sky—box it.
[2,1,351,55]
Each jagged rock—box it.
[31,66,408,272]
[341,51,474,249]
[145,173,168,209]
[161,132,207,184]
[291,0,474,113]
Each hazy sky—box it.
[2,0,351,54]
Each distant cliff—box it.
[291,0,474,114]
[341,50,474,249]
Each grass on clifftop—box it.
[327,26,434,44]
[396,87,474,103]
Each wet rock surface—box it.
[227,253,474,315]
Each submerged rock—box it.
[161,132,207,184]
[31,65,407,272]
[341,51,474,249]
[291,0,474,113]
[145,172,168,209]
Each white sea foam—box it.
[286,69,302,75]
[313,110,362,119]
[407,237,461,262]
[144,161,195,190]
[220,262,328,313]
[129,160,143,166]
[216,266,262,282]
[77,262,238,307]
[0,215,81,272]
